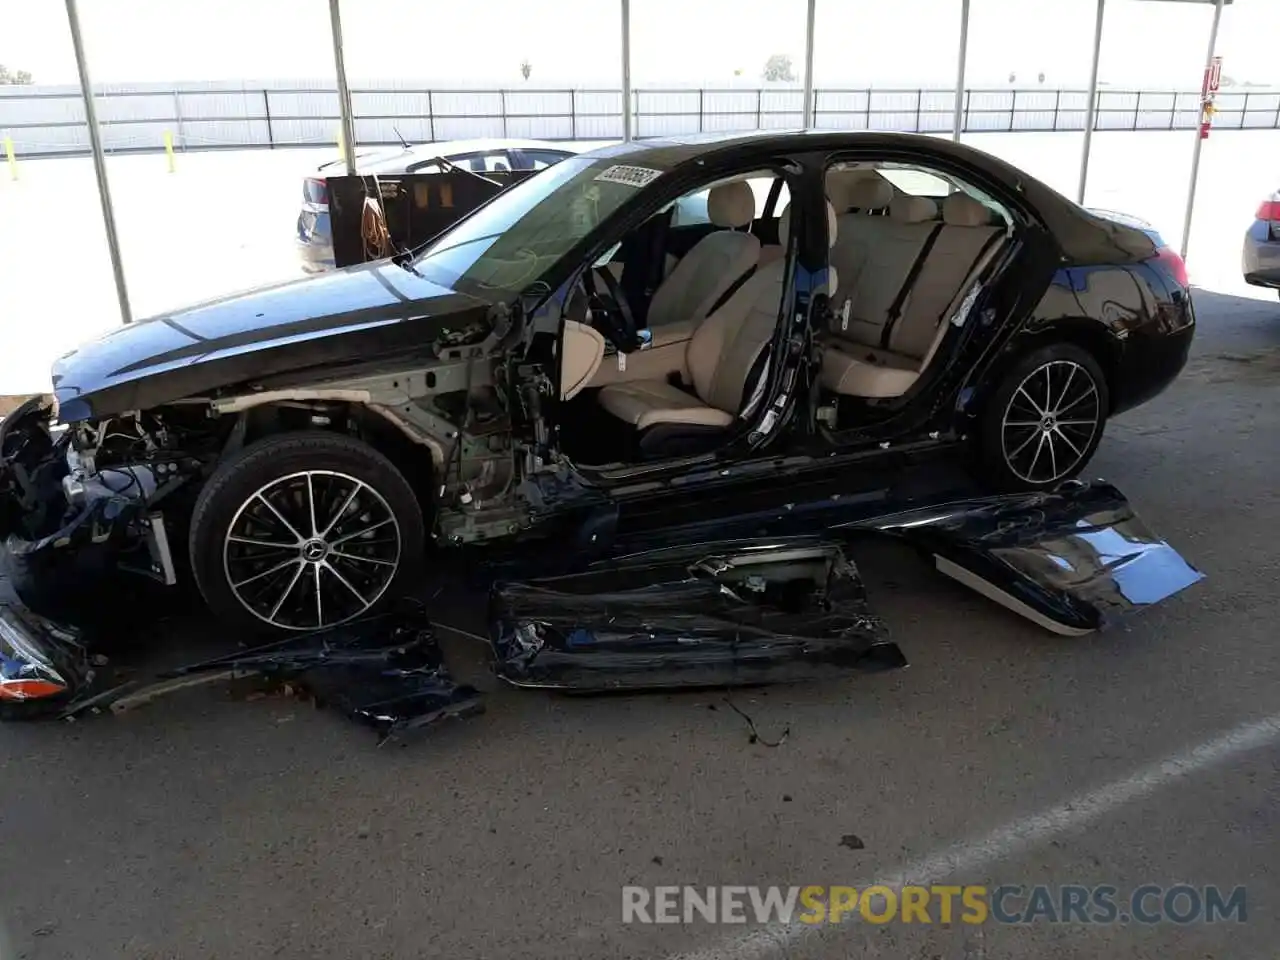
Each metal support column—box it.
[621,0,633,141]
[802,0,817,129]
[1179,0,1225,259]
[1077,0,1106,203]
[65,0,131,325]
[951,0,970,140]
[328,0,357,174]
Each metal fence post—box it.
[1180,0,1225,260]
[263,89,274,148]
[570,89,577,140]
[621,0,632,141]
[500,89,508,137]
[1009,90,1017,131]
[914,89,922,132]
[1133,90,1142,130]
[1078,0,1105,203]
[64,0,132,325]
[802,0,817,129]
[952,0,970,140]
[327,0,357,174]
[1052,88,1061,131]
[756,89,763,129]
[1239,90,1249,129]
[171,89,185,150]
[426,90,435,142]
[698,89,704,133]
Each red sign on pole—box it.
[1202,56,1223,98]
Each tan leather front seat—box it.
[598,202,838,433]
[644,180,761,330]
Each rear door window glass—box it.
[522,150,574,170]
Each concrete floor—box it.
[0,286,1276,958]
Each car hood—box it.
[50,261,493,422]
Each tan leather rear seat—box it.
[821,192,1004,398]
[830,188,940,349]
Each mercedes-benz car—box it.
[2,132,1201,693]
[1242,187,1280,296]
[296,137,579,272]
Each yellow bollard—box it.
[163,131,176,173]
[4,137,16,181]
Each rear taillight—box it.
[1152,246,1189,288]
[304,177,329,205]
[1256,199,1280,222]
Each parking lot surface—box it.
[0,285,1276,958]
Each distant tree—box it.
[520,59,532,81]
[1037,72,1045,84]
[0,65,34,85]
[1007,72,1017,84]
[762,54,797,83]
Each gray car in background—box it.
[296,138,579,272]
[1242,187,1280,297]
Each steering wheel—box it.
[582,265,642,354]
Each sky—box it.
[2,0,1278,90]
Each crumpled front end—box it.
[1,395,187,624]
[489,539,907,691]
[0,582,93,716]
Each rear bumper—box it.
[1107,267,1196,416]
[296,206,335,273]
[1242,225,1280,288]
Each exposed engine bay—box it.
[0,346,558,592]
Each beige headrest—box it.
[846,176,894,212]
[943,192,990,227]
[777,201,838,250]
[824,168,863,211]
[889,195,938,224]
[707,180,755,228]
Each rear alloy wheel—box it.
[190,432,424,634]
[979,344,1109,491]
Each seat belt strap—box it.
[880,222,944,350]
[706,265,757,316]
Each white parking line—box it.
[669,711,1280,960]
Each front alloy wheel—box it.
[190,431,425,634]
[979,343,1110,491]
[224,471,401,630]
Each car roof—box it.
[574,130,1158,264]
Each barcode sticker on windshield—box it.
[594,165,663,188]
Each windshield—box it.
[409,156,670,298]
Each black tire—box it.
[977,342,1110,492]
[188,431,425,635]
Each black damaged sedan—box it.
[0,132,1203,717]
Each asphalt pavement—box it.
[0,288,1278,960]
